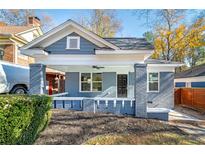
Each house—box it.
[0,16,42,66]
[0,16,65,94]
[175,63,205,88]
[21,19,182,120]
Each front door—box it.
[117,74,127,98]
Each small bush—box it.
[0,95,52,145]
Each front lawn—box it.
[35,109,204,145]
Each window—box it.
[66,36,80,49]
[148,72,159,92]
[80,73,102,92]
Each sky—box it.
[35,9,150,37]
[35,9,203,37]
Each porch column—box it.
[134,63,147,118]
[29,63,46,94]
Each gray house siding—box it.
[64,71,174,109]
[65,72,135,98]
[147,72,174,109]
[45,32,99,54]
[65,72,117,97]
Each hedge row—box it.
[0,95,52,144]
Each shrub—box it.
[0,95,52,144]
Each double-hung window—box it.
[80,73,102,92]
[148,72,159,92]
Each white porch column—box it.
[134,63,147,118]
[29,63,46,94]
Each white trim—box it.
[66,36,80,49]
[147,72,160,93]
[96,50,154,55]
[174,76,205,83]
[21,20,119,50]
[34,54,145,66]
[51,92,69,97]
[148,63,184,67]
[21,49,48,57]
[79,72,103,92]
[147,65,176,72]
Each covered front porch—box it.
[29,61,169,121]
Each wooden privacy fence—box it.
[175,88,205,112]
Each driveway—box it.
[169,106,205,143]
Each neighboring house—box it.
[175,63,205,88]
[21,19,182,119]
[0,17,65,94]
[0,16,42,66]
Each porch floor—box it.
[35,109,204,145]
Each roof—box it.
[175,63,205,78]
[21,19,153,51]
[21,19,120,50]
[0,26,34,35]
[104,38,154,50]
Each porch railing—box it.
[52,96,135,115]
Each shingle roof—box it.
[175,63,205,78]
[0,26,33,35]
[104,37,154,50]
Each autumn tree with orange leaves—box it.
[138,10,205,69]
[153,18,205,63]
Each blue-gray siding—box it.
[191,82,205,88]
[45,32,98,54]
[65,71,174,109]
[134,64,147,118]
[147,72,174,109]
[175,82,186,87]
[65,72,117,97]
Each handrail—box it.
[53,97,85,100]
[94,97,135,101]
[51,92,69,97]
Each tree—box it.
[87,10,122,37]
[0,9,53,32]
[138,10,205,68]
[153,18,205,64]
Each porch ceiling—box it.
[47,65,134,73]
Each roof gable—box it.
[44,32,99,54]
[21,19,119,50]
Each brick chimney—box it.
[27,16,41,27]
[0,22,7,26]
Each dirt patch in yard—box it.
[35,109,204,145]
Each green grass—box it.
[84,132,203,145]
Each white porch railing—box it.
[93,97,135,113]
[52,96,135,115]
[51,92,69,97]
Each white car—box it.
[0,60,29,94]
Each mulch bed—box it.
[35,109,184,145]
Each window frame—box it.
[79,72,102,92]
[147,72,160,92]
[66,36,80,49]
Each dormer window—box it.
[66,36,80,49]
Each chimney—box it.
[0,22,7,26]
[27,16,41,27]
